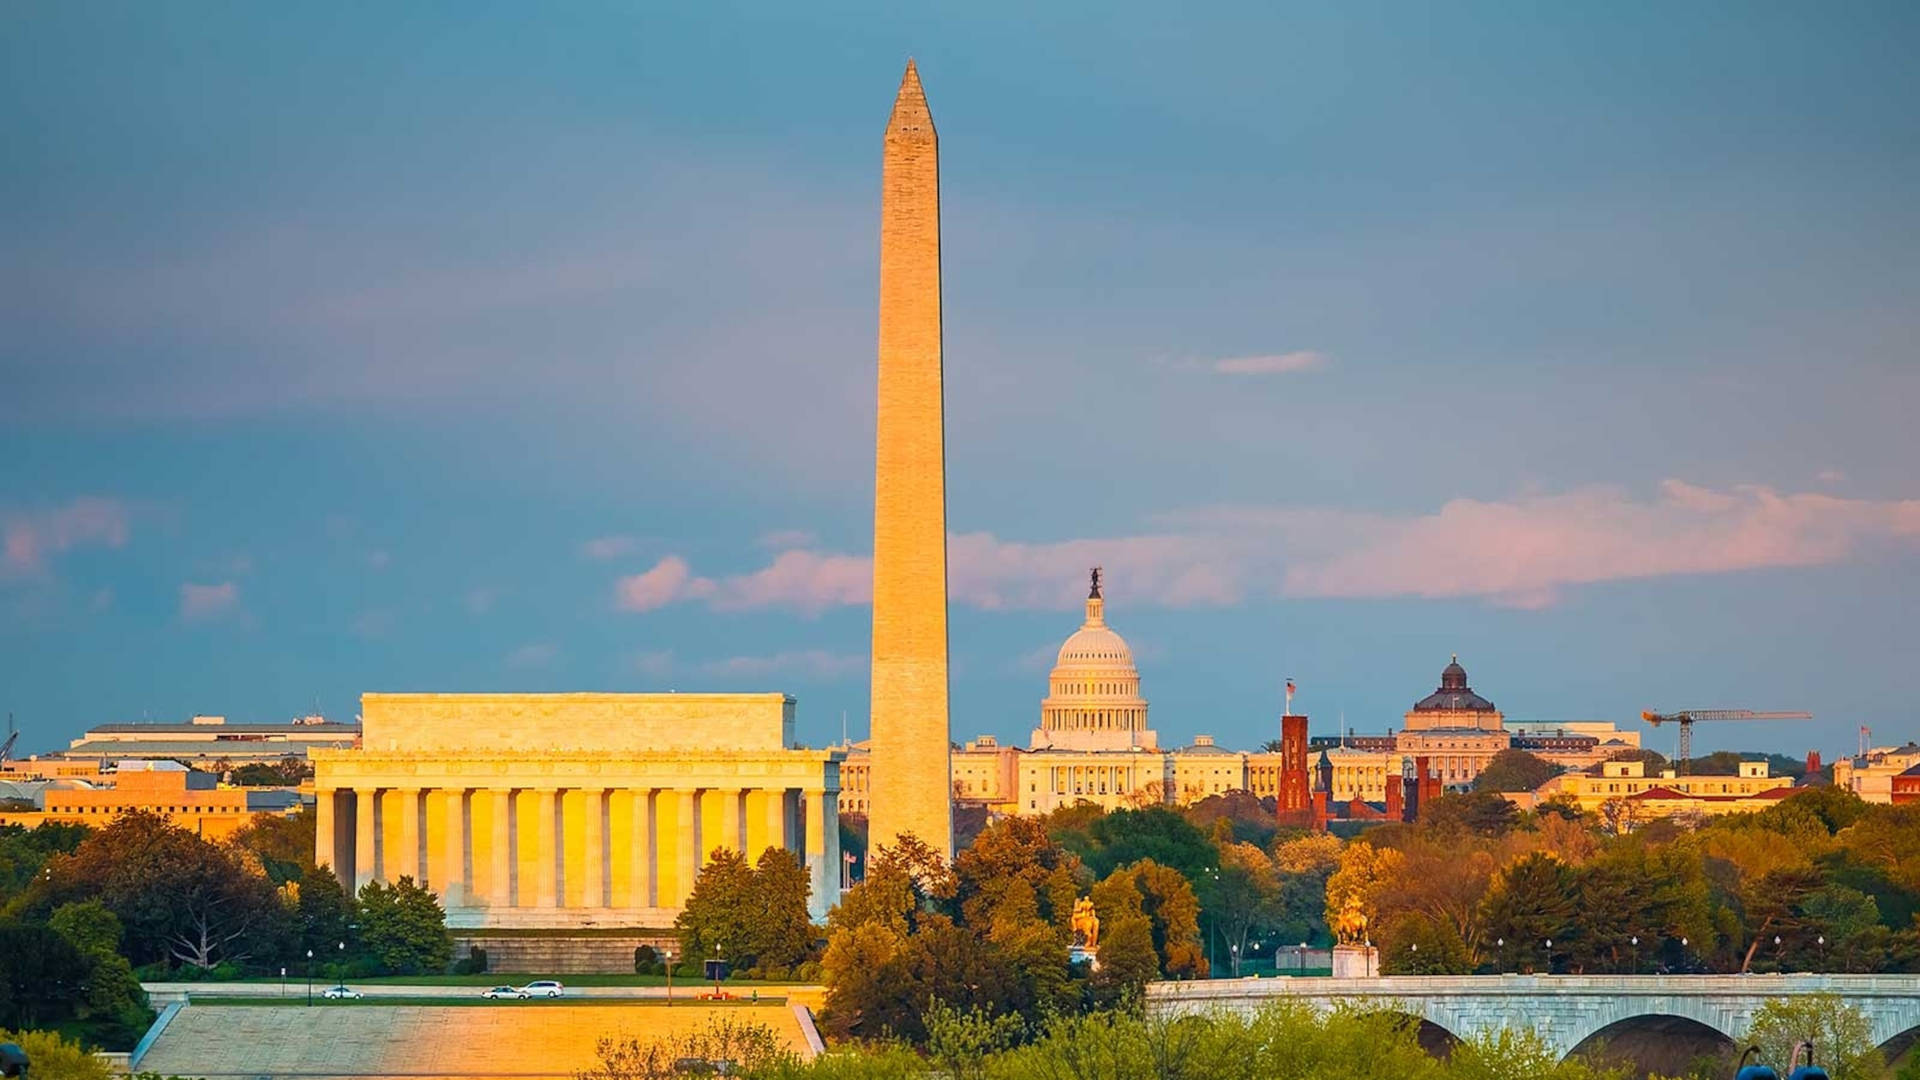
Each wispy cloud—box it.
[179,581,240,622]
[2,497,131,578]
[615,481,1920,613]
[1211,351,1329,376]
[582,535,637,561]
[465,587,499,615]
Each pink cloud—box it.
[179,581,240,622]
[1212,351,1328,376]
[709,550,871,613]
[614,556,716,612]
[615,481,1920,614]
[2,497,131,577]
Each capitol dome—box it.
[1032,569,1154,751]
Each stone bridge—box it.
[1146,975,1920,1059]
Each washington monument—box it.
[867,59,953,862]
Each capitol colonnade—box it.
[313,694,843,926]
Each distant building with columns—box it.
[312,692,843,927]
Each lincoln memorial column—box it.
[716,788,743,857]
[490,788,514,907]
[627,789,654,909]
[804,787,830,919]
[396,788,423,885]
[675,789,699,908]
[763,788,788,860]
[579,788,606,909]
[314,787,338,883]
[441,788,468,907]
[354,788,378,891]
[534,788,559,908]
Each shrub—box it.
[633,945,661,975]
[451,946,488,976]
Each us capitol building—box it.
[840,571,1306,816]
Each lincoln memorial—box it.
[311,692,844,925]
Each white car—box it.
[480,985,521,1000]
[519,980,564,998]
[321,985,361,1000]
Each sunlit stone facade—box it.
[312,693,842,927]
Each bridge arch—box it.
[1880,1022,1920,1069]
[1565,1014,1738,1079]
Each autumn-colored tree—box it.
[1089,913,1158,1004]
[1091,859,1205,979]
[951,816,1081,932]
[1324,840,1405,937]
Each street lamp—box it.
[1629,935,1640,975]
[1815,935,1825,973]
[1680,936,1690,974]
[1544,939,1553,975]
[306,949,314,1006]
[1229,943,1240,978]
[663,946,675,1006]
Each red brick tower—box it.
[1279,713,1310,814]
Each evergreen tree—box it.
[357,876,451,975]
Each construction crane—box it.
[0,730,15,764]
[1640,709,1812,772]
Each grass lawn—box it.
[188,995,788,1008]
[218,972,804,987]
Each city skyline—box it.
[6,4,1919,761]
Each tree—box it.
[46,901,150,1049]
[1422,791,1520,836]
[1471,750,1562,793]
[0,821,91,905]
[746,848,816,977]
[1746,993,1883,1080]
[47,900,123,959]
[0,1028,114,1080]
[35,811,283,970]
[356,876,450,975]
[229,807,317,884]
[1093,859,1205,979]
[1380,911,1472,974]
[1082,806,1216,881]
[1325,841,1405,940]
[1089,914,1157,1005]
[1477,853,1578,973]
[951,816,1081,931]
[1197,842,1279,976]
[676,848,759,971]
[296,863,355,956]
[0,922,86,1029]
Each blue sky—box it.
[4,2,1917,761]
